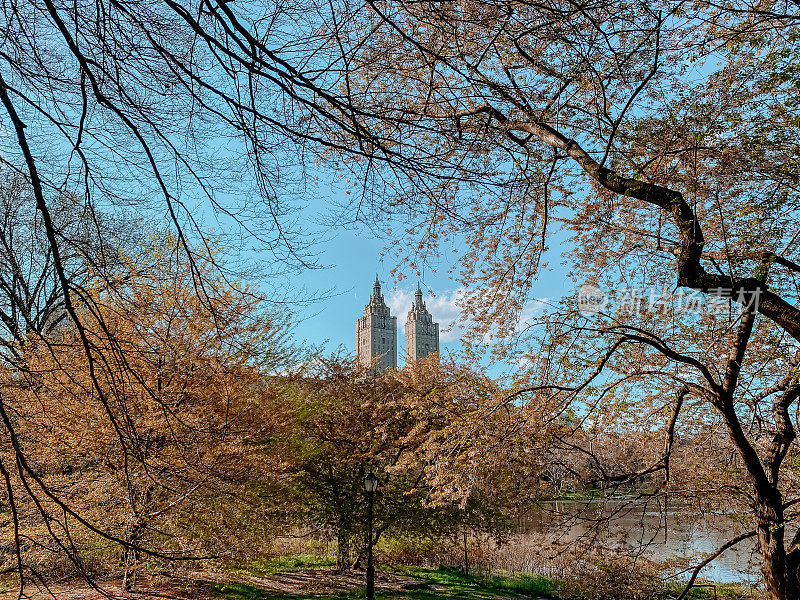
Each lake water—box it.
[521,499,761,584]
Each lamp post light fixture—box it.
[363,472,378,600]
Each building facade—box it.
[404,285,439,363]
[356,277,397,372]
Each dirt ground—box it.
[213,568,438,594]
[0,576,210,600]
[0,569,436,599]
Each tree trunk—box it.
[337,527,351,572]
[121,547,138,592]
[755,496,798,600]
[785,527,800,599]
[122,519,145,591]
[787,550,800,599]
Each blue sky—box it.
[283,177,576,369]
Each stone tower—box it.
[356,276,397,372]
[405,284,439,363]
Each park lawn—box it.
[210,564,760,600]
[210,565,554,600]
[211,582,540,600]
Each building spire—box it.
[358,276,397,373]
[405,283,439,364]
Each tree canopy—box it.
[296,2,800,598]
[3,2,800,599]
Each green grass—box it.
[210,582,350,600]
[211,583,538,600]
[234,555,337,576]
[210,565,554,600]
[211,563,757,600]
[393,565,554,596]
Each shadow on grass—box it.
[210,565,553,600]
[210,582,435,600]
[211,560,762,600]
[210,582,353,600]
[209,570,754,600]
[391,565,553,597]
[238,556,337,576]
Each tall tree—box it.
[0,1,354,588]
[296,2,800,598]
[0,236,294,591]
[262,356,509,571]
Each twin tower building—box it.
[356,277,439,372]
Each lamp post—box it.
[363,472,378,600]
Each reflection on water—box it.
[523,499,760,584]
